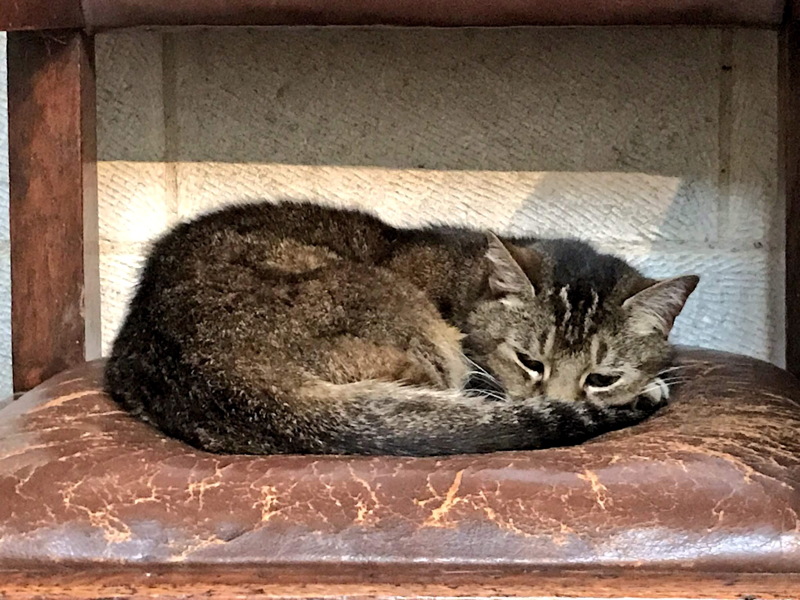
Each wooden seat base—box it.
[0,349,798,590]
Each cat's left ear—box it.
[485,233,535,298]
[623,275,699,337]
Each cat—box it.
[105,201,698,456]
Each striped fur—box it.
[105,201,697,455]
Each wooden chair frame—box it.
[8,23,800,392]
[4,19,800,600]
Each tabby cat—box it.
[105,201,698,456]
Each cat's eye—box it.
[516,353,545,377]
[584,373,622,389]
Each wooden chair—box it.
[2,2,800,598]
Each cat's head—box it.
[464,234,699,407]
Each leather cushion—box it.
[0,348,798,569]
[81,0,784,30]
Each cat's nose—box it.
[544,377,581,403]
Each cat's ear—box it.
[485,233,534,298]
[622,275,699,337]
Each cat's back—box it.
[106,201,403,422]
[115,201,399,358]
[144,201,394,274]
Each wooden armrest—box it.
[1,0,83,31]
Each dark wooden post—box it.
[7,31,100,392]
[781,18,800,377]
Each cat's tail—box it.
[290,379,663,456]
[106,350,665,455]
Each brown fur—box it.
[105,201,698,456]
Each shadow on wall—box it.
[94,27,781,362]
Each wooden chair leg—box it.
[781,21,800,377]
[7,30,100,392]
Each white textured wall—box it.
[0,27,783,393]
[97,28,782,364]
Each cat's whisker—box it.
[461,353,483,369]
[642,377,685,389]
[461,354,502,387]
[638,384,664,396]
[638,382,661,393]
[658,365,688,376]
[466,389,508,402]
[639,377,677,396]
[658,371,688,377]
[463,371,501,386]
[638,374,692,399]
[463,353,490,371]
[658,377,691,386]
[655,373,691,382]
[660,370,686,375]
[463,368,494,378]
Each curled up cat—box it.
[105,201,699,456]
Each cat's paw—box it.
[633,376,670,412]
[644,376,670,402]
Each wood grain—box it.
[0,0,83,31]
[0,565,797,600]
[7,31,101,392]
[781,20,800,377]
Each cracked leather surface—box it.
[0,348,798,569]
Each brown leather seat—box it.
[0,348,798,570]
[2,0,789,31]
